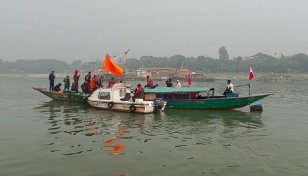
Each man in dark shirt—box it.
[53,83,62,92]
[165,78,173,87]
[49,71,55,91]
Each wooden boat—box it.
[257,73,293,83]
[33,87,88,102]
[87,83,166,113]
[144,85,273,110]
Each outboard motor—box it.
[153,98,164,113]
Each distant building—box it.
[138,68,177,78]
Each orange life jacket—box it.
[89,80,96,89]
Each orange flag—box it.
[103,54,123,78]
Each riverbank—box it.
[1,73,308,81]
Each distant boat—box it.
[171,66,215,82]
[171,75,215,82]
[144,85,273,110]
[257,73,293,82]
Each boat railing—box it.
[234,84,251,95]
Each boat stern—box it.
[152,98,166,113]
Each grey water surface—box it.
[0,77,307,176]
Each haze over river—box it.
[0,77,307,176]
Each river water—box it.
[0,77,307,176]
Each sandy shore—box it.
[1,73,308,81]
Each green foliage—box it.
[123,52,308,74]
[70,59,82,69]
[219,46,229,60]
[0,59,69,73]
[1,52,308,74]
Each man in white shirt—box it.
[223,80,234,95]
[175,80,181,88]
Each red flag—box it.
[249,66,255,80]
[104,54,123,78]
[188,73,192,85]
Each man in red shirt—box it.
[144,76,154,87]
[108,77,118,87]
[132,83,144,102]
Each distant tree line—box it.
[1,46,308,73]
[125,51,308,74]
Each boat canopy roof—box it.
[144,87,210,93]
[112,83,132,89]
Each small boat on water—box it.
[33,87,88,102]
[87,83,166,113]
[257,73,293,83]
[144,85,273,110]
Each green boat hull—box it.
[33,88,87,102]
[165,93,272,109]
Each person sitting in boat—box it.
[175,80,181,88]
[108,77,118,88]
[165,78,173,87]
[144,76,154,87]
[132,83,144,102]
[71,83,75,91]
[53,83,62,92]
[223,80,234,96]
[149,84,158,89]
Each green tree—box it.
[70,59,82,70]
[219,46,229,60]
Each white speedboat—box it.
[87,83,166,113]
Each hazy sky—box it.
[1,0,308,62]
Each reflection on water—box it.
[31,100,268,175]
[103,127,127,155]
[165,109,263,128]
[34,101,264,156]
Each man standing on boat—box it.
[49,70,55,91]
[223,80,234,96]
[73,70,80,92]
[144,76,154,87]
[63,75,70,90]
[85,72,91,91]
[132,83,144,102]
[89,74,99,93]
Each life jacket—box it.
[89,80,96,89]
